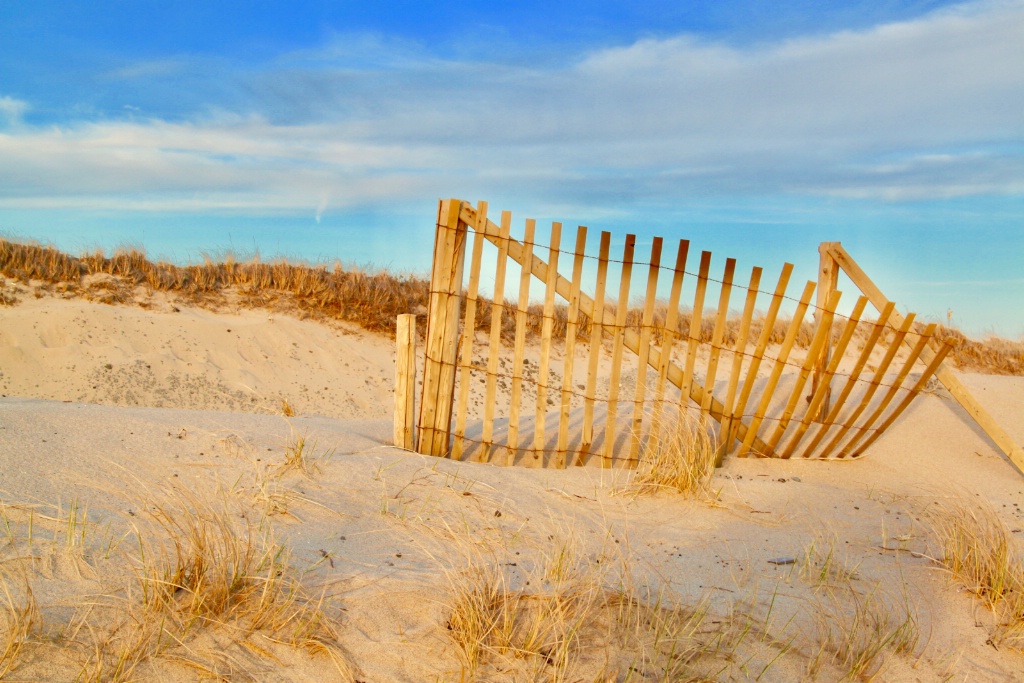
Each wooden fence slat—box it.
[725,263,794,452]
[700,258,736,419]
[653,240,690,426]
[780,296,868,458]
[799,301,896,459]
[556,226,587,468]
[716,266,762,465]
[629,238,663,463]
[825,243,1024,473]
[837,323,937,458]
[737,280,817,457]
[681,251,712,414]
[453,202,488,461]
[506,218,536,464]
[604,235,636,467]
[815,312,917,460]
[849,341,954,457]
[531,222,563,466]
[812,242,840,416]
[480,210,512,463]
[581,232,611,460]
[764,289,842,453]
[394,313,417,450]
[418,198,468,457]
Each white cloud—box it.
[0,96,29,126]
[0,0,1022,212]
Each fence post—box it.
[394,314,417,450]
[417,199,468,457]
[812,242,840,417]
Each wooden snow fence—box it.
[393,198,1024,473]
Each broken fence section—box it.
[396,198,1023,473]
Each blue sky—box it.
[1,1,1022,336]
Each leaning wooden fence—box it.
[395,198,1024,472]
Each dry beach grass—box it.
[2,238,1021,374]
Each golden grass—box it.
[806,583,919,681]
[0,486,356,681]
[443,539,769,682]
[800,532,920,681]
[5,237,1019,374]
[924,497,1024,648]
[629,412,718,498]
[801,530,861,590]
[0,568,40,678]
[932,325,1024,375]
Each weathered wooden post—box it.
[393,314,417,450]
[812,241,840,417]
[417,199,468,457]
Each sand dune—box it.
[1,291,1024,681]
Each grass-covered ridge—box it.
[2,237,1021,375]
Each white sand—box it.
[1,291,1024,681]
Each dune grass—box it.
[925,497,1024,648]
[444,538,772,682]
[0,568,40,678]
[0,485,356,682]
[5,237,1020,374]
[629,412,719,498]
[799,531,920,681]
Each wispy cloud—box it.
[1,0,1022,213]
[0,96,29,126]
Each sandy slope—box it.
[0,290,396,419]
[1,293,1024,681]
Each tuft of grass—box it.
[925,497,1024,648]
[275,432,333,478]
[798,531,920,681]
[70,484,357,680]
[444,537,780,682]
[801,530,861,590]
[0,568,41,679]
[629,412,718,498]
[807,581,919,681]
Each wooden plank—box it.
[812,242,840,416]
[460,203,778,457]
[628,237,663,463]
[531,222,563,466]
[764,289,842,453]
[849,341,954,457]
[418,199,468,457]
[837,323,938,458]
[558,226,588,468]
[680,251,712,413]
[452,203,487,461]
[780,295,868,458]
[799,301,895,459]
[394,313,417,450]
[506,218,536,465]
[653,240,690,426]
[737,280,817,458]
[603,235,636,467]
[815,312,917,460]
[480,210,512,463]
[716,266,762,466]
[700,258,736,419]
[581,232,611,463]
[725,264,794,454]
[825,242,1024,474]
